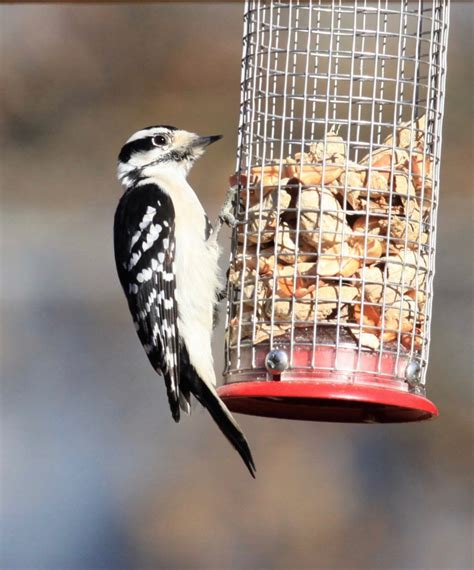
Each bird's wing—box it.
[114,183,181,421]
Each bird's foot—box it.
[218,185,238,228]
[219,210,236,228]
[210,186,238,243]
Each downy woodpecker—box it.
[114,125,255,476]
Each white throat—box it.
[117,160,192,190]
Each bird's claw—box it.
[217,185,238,228]
[219,211,237,228]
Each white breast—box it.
[144,167,222,386]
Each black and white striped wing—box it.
[114,183,181,421]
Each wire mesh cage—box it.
[218,0,449,422]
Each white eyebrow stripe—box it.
[126,127,174,143]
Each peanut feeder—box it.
[218,0,449,423]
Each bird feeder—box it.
[218,0,449,423]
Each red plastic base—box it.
[217,381,438,423]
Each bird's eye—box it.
[152,135,168,146]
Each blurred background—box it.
[1,3,472,569]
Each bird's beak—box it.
[192,134,223,148]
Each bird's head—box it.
[117,125,222,186]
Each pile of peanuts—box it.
[229,116,432,352]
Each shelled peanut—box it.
[228,118,431,353]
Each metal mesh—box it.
[224,0,449,393]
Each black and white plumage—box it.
[114,125,255,477]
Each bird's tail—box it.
[189,376,256,478]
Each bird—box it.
[113,125,256,477]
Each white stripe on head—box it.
[126,127,176,144]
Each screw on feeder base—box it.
[265,349,289,375]
[405,360,423,387]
